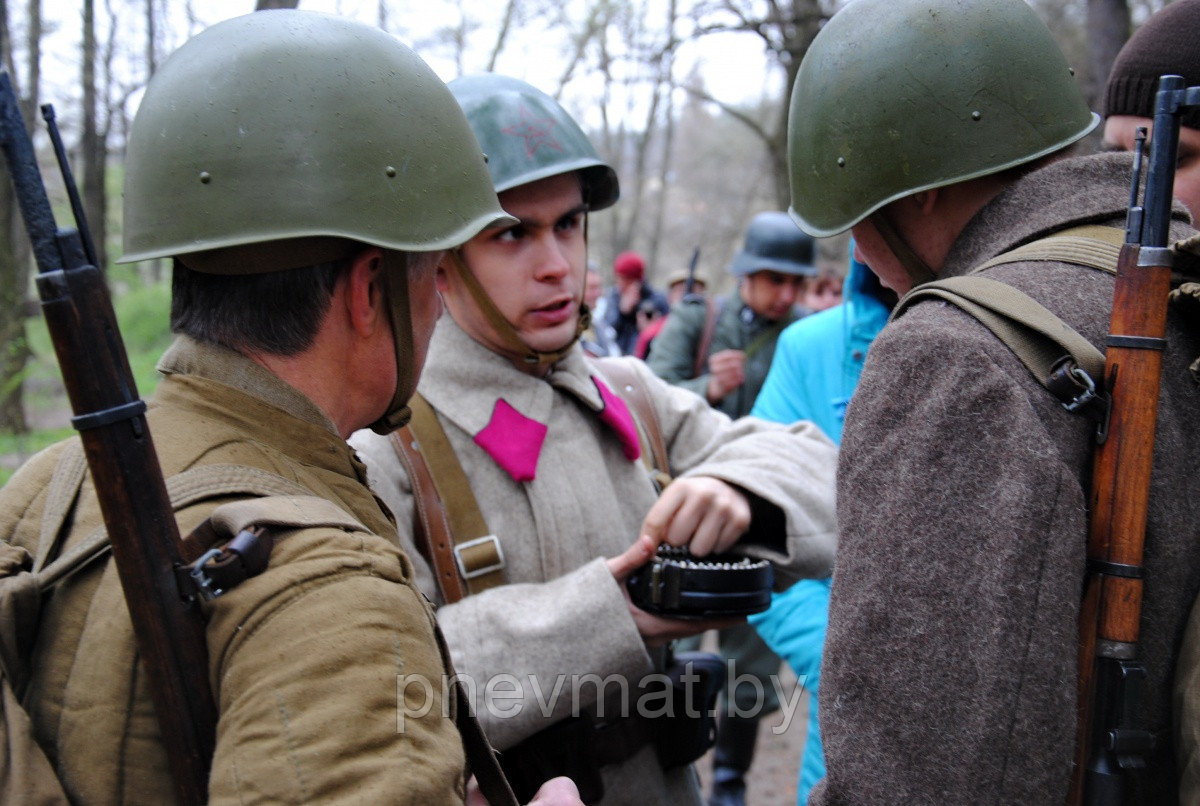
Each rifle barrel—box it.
[0,70,215,805]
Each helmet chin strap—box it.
[444,247,587,369]
[871,211,938,289]
[369,251,418,434]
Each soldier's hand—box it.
[606,533,744,646]
[639,476,751,557]
[705,349,745,403]
[623,595,745,647]
[527,776,585,805]
[465,775,584,806]
[606,533,657,584]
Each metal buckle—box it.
[189,547,226,601]
[1061,365,1099,413]
[454,534,505,580]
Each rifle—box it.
[1069,74,1200,805]
[0,72,215,804]
[683,246,701,300]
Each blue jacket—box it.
[749,252,891,803]
[750,256,891,442]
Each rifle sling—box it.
[892,225,1122,413]
[692,297,723,378]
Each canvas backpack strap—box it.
[33,440,89,573]
[36,463,315,591]
[390,393,505,603]
[592,357,672,490]
[892,226,1124,420]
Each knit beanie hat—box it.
[1105,0,1200,130]
[613,250,645,280]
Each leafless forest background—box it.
[0,0,1174,432]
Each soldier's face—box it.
[445,173,587,363]
[1103,114,1200,220]
[741,270,807,320]
[850,217,914,296]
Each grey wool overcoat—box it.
[812,151,1200,805]
[351,315,838,805]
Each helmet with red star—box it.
[449,74,619,211]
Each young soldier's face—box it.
[445,173,587,360]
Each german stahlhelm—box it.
[449,73,619,212]
[787,0,1098,239]
[729,211,816,278]
[119,10,512,432]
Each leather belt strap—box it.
[591,357,672,489]
[391,393,505,601]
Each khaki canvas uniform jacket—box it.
[350,316,838,805]
[646,292,797,418]
[1,336,467,804]
[811,152,1200,805]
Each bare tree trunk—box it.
[0,0,37,433]
[145,0,155,74]
[1086,0,1130,112]
[142,0,163,281]
[82,0,108,273]
[646,0,679,271]
[255,0,299,9]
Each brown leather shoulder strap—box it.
[389,407,518,805]
[592,358,671,490]
[390,424,467,604]
[389,394,505,603]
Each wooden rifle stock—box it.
[1069,75,1200,805]
[0,71,214,804]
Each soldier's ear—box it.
[345,246,386,336]
[912,188,940,215]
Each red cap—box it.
[613,250,645,280]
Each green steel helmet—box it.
[448,73,619,211]
[120,9,512,269]
[788,0,1099,238]
[729,211,816,277]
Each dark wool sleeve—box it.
[811,306,1088,804]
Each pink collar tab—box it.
[593,377,641,462]
[473,398,548,482]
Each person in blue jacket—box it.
[747,247,894,803]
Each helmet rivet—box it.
[1069,67,1075,77]
[385,166,397,178]
[837,156,846,168]
[971,110,982,121]
[199,171,211,184]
